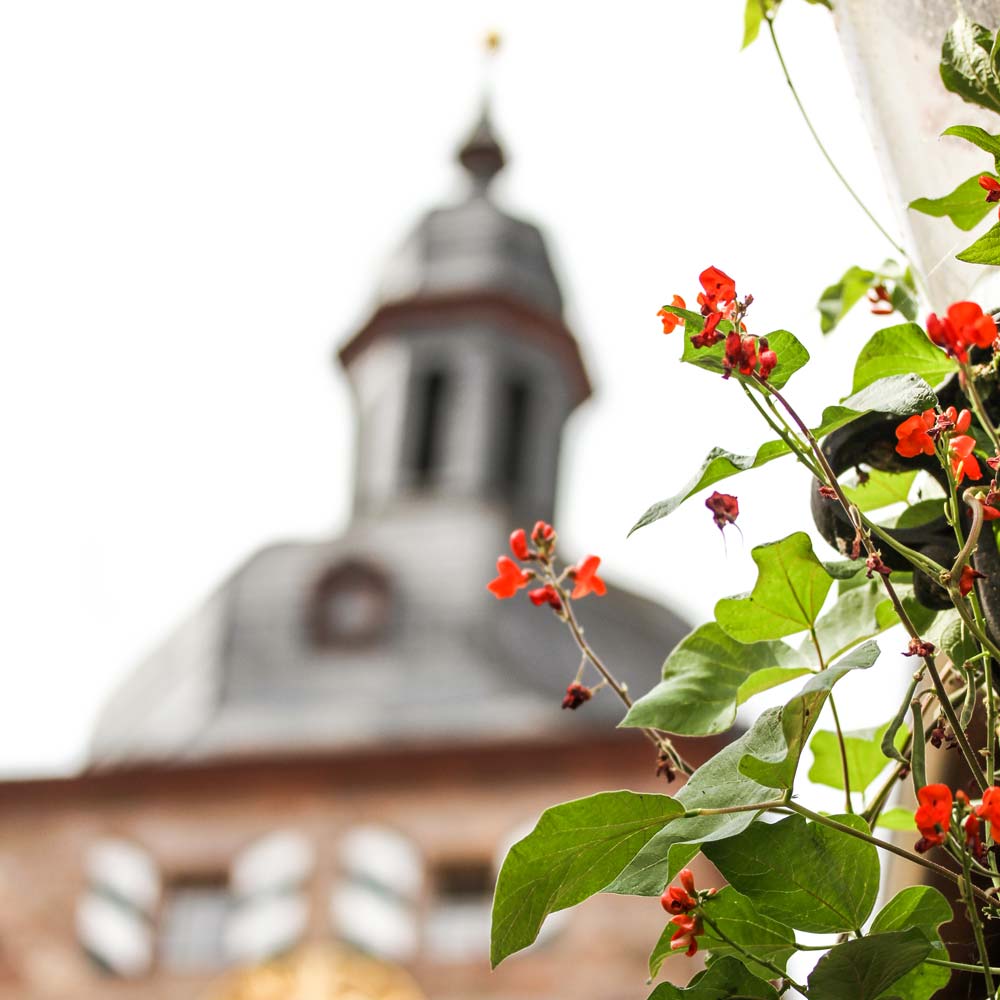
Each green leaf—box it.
[605,707,793,896]
[679,317,809,390]
[852,323,954,394]
[940,11,1000,115]
[647,957,778,1000]
[892,498,945,529]
[838,372,939,416]
[629,375,938,535]
[958,221,1000,265]
[909,173,1000,231]
[870,886,952,1000]
[808,719,908,792]
[842,469,917,512]
[702,813,880,934]
[891,274,919,322]
[940,614,980,670]
[875,807,916,832]
[742,0,765,48]
[621,622,811,737]
[738,641,880,789]
[943,123,1000,165]
[715,532,833,642]
[629,439,792,535]
[692,888,795,980]
[810,580,896,662]
[806,929,932,1000]
[490,791,682,966]
[817,265,876,334]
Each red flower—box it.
[528,584,563,611]
[894,410,936,458]
[737,335,757,376]
[865,553,891,579]
[691,310,724,350]
[510,528,531,561]
[979,174,1000,203]
[966,813,986,860]
[532,521,555,545]
[960,564,986,598]
[562,682,592,710]
[697,266,737,315]
[569,555,607,599]
[705,491,739,531]
[926,302,997,362]
[487,556,532,599]
[758,338,777,380]
[867,283,894,315]
[722,330,741,375]
[669,914,701,957]
[903,637,935,657]
[661,886,696,915]
[914,783,952,851]
[984,505,1000,521]
[531,521,557,558]
[679,868,696,896]
[946,406,972,433]
[950,434,981,484]
[657,295,686,334]
[976,786,1000,842]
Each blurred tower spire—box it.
[457,32,505,191]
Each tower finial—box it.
[457,31,505,190]
[457,105,505,190]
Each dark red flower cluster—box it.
[705,491,739,533]
[680,267,777,380]
[925,301,997,363]
[865,553,891,579]
[903,637,935,658]
[867,283,894,315]
[690,266,737,350]
[659,869,709,957]
[562,681,593,710]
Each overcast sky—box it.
[1,1,932,776]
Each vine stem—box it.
[961,359,1000,453]
[757,375,990,793]
[927,958,1000,974]
[699,912,809,995]
[808,625,853,813]
[762,8,933,307]
[542,565,695,776]
[962,844,997,996]
[786,801,995,907]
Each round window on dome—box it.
[306,561,390,649]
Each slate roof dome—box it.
[88,104,689,767]
[376,108,564,318]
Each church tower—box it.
[88,107,633,766]
[342,108,589,537]
[0,99,705,1000]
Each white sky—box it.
[1,1,918,776]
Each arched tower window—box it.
[494,375,532,491]
[411,368,449,486]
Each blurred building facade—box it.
[0,111,707,999]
